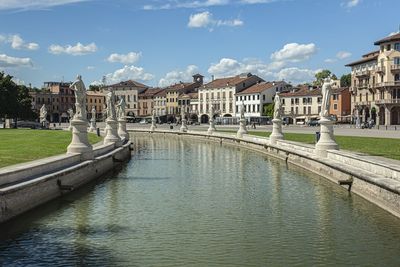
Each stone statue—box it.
[106,87,116,120]
[240,101,245,119]
[40,104,47,123]
[320,78,332,118]
[273,92,282,120]
[152,109,156,121]
[181,106,185,120]
[91,106,96,120]
[209,104,214,119]
[116,97,126,119]
[67,108,74,119]
[70,75,87,120]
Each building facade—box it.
[138,88,163,117]
[106,80,149,118]
[329,87,351,122]
[198,73,263,123]
[153,89,167,118]
[346,33,400,125]
[235,81,290,119]
[86,91,106,120]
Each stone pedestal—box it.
[269,118,284,145]
[67,118,93,160]
[236,118,248,138]
[207,119,216,135]
[88,118,96,132]
[118,118,129,142]
[104,118,122,147]
[180,118,188,132]
[150,119,157,132]
[315,117,339,157]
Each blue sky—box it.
[0,0,399,88]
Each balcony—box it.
[368,84,376,93]
[355,70,370,77]
[390,64,400,72]
[376,66,385,74]
[375,99,400,105]
[375,81,400,88]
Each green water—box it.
[1,135,400,266]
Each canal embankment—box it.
[0,141,132,223]
[130,129,400,219]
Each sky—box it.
[0,0,399,88]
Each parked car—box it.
[307,119,319,127]
[139,119,147,124]
[15,120,42,129]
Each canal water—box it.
[1,134,400,266]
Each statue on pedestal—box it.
[106,88,117,120]
[89,106,96,132]
[237,101,248,138]
[104,87,122,146]
[40,104,47,123]
[180,106,188,132]
[320,78,332,119]
[67,75,93,159]
[273,92,282,120]
[70,75,87,120]
[207,104,216,134]
[150,109,157,132]
[269,92,284,144]
[116,97,126,119]
[315,78,339,156]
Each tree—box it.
[89,84,101,91]
[340,73,351,87]
[314,69,337,86]
[0,72,35,126]
[263,103,274,117]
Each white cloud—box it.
[275,67,316,84]
[0,0,89,10]
[0,54,33,68]
[342,0,360,8]
[87,66,95,70]
[48,42,97,56]
[107,52,142,64]
[188,11,243,29]
[270,43,317,63]
[336,51,352,59]
[144,0,229,10]
[324,58,337,63]
[100,65,154,85]
[9,35,39,50]
[158,65,199,87]
[389,31,400,36]
[207,57,317,85]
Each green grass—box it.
[0,129,103,168]
[222,130,400,161]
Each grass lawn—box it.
[222,130,400,161]
[0,129,103,168]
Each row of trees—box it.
[0,72,36,125]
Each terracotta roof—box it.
[280,87,321,97]
[332,87,349,94]
[154,89,167,97]
[374,32,400,45]
[166,82,192,92]
[236,81,285,95]
[139,88,163,97]
[109,80,148,88]
[345,54,378,67]
[362,50,380,58]
[203,74,259,89]
[188,92,198,99]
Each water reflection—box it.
[0,134,400,266]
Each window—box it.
[291,99,294,105]
[333,94,338,101]
[257,95,260,100]
[303,98,307,104]
[318,106,321,114]
[395,43,400,51]
[282,99,285,105]
[333,104,338,110]
[303,107,306,114]
[387,44,391,51]
[236,106,239,113]
[394,57,400,65]
[263,95,265,101]
[253,95,255,100]
[308,106,311,114]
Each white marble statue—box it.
[116,97,126,119]
[70,75,87,120]
[91,106,96,120]
[240,101,245,119]
[40,104,47,123]
[320,78,332,118]
[273,92,282,120]
[106,88,117,120]
[67,108,74,119]
[209,104,215,119]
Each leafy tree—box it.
[263,103,274,117]
[0,72,35,126]
[340,73,351,87]
[89,84,101,91]
[314,69,337,86]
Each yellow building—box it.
[346,33,400,125]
